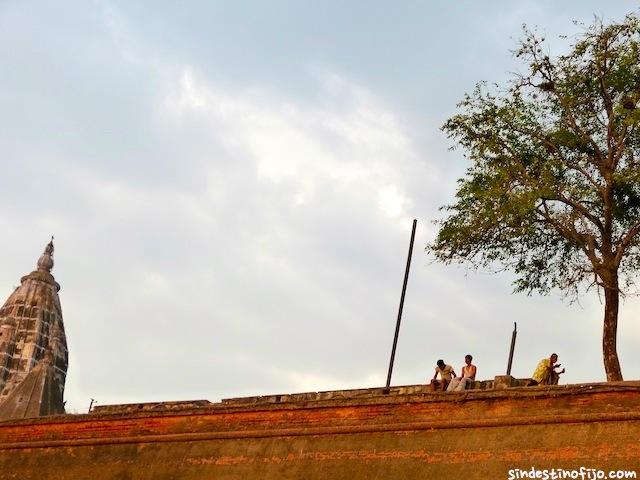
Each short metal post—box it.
[506,322,517,375]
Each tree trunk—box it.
[603,276,623,381]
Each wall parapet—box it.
[1,382,639,479]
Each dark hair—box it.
[465,354,473,361]
[436,359,445,367]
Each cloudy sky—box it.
[1,1,638,412]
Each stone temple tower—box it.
[0,239,68,420]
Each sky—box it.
[0,1,639,413]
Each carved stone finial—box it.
[36,237,55,272]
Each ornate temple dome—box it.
[0,239,68,420]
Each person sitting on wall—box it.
[447,354,477,392]
[529,353,565,385]
[430,359,456,391]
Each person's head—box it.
[436,359,445,369]
[550,353,558,363]
[465,354,473,365]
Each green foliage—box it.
[430,14,640,297]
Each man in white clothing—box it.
[447,354,477,392]
[430,359,456,391]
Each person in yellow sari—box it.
[531,353,565,385]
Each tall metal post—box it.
[506,322,517,375]
[384,219,417,392]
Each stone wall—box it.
[1,382,639,479]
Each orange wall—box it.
[1,384,639,479]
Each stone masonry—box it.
[0,240,67,420]
[1,382,640,478]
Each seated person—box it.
[447,354,477,391]
[430,359,456,391]
[530,353,565,385]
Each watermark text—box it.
[507,467,637,480]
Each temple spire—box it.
[36,236,54,273]
[0,236,68,420]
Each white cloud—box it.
[165,69,418,222]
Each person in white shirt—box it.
[447,354,477,392]
[430,359,456,391]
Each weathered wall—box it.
[1,383,639,479]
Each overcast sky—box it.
[1,1,639,413]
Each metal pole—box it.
[384,219,417,392]
[506,322,517,375]
[88,398,95,413]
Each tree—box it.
[429,15,640,381]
